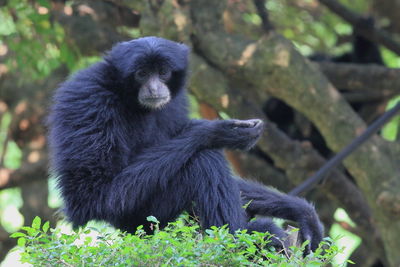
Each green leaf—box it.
[32,216,41,230]
[146,216,159,224]
[37,0,51,8]
[242,200,253,210]
[21,226,37,236]
[218,111,230,120]
[10,232,26,238]
[17,237,26,247]
[60,43,77,69]
[42,221,50,233]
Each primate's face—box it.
[134,63,172,109]
[109,37,189,110]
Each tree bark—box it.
[317,62,400,92]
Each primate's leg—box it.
[186,150,247,231]
[237,179,323,251]
[247,217,287,247]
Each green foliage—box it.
[382,96,400,141]
[0,0,64,78]
[330,209,361,265]
[11,216,340,266]
[47,177,63,209]
[0,0,77,80]
[0,111,24,233]
[382,48,400,68]
[265,0,340,55]
[0,188,23,232]
[261,0,371,57]
[188,94,201,119]
[0,112,22,169]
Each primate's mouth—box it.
[140,96,171,109]
[143,97,168,102]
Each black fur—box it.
[48,37,323,251]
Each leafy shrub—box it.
[11,216,341,266]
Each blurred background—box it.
[0,0,400,266]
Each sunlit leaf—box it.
[32,216,41,230]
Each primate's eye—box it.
[159,68,171,80]
[135,69,148,80]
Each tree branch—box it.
[316,62,400,92]
[343,91,394,103]
[319,0,400,55]
[0,158,47,190]
[51,0,139,56]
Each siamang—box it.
[48,37,323,251]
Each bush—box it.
[11,216,340,266]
